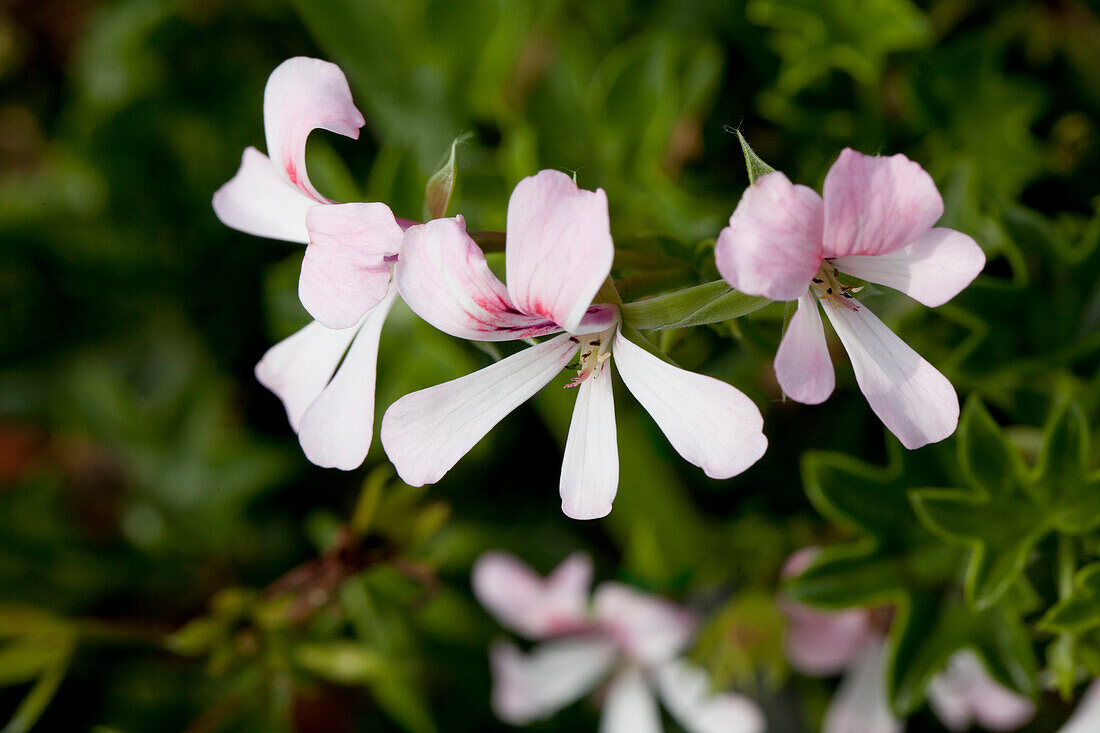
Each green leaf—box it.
[424,133,470,221]
[1,632,75,733]
[1036,403,1100,534]
[1040,563,1100,634]
[619,280,771,330]
[735,130,776,185]
[294,641,388,684]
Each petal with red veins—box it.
[472,551,594,639]
[612,329,767,480]
[775,292,835,404]
[560,369,618,520]
[505,170,614,333]
[592,582,695,666]
[380,334,578,486]
[655,659,766,733]
[212,147,314,243]
[296,288,396,470]
[715,171,824,301]
[300,203,403,329]
[490,639,617,725]
[822,149,944,258]
[831,228,985,308]
[599,667,662,733]
[822,297,959,449]
[263,57,365,202]
[395,217,561,341]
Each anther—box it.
[826,287,833,294]
[812,278,823,284]
[569,336,579,343]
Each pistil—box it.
[810,261,860,311]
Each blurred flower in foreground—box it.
[715,149,985,449]
[212,57,409,470]
[382,170,767,519]
[1059,680,1100,733]
[781,548,1033,732]
[473,551,765,732]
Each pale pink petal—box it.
[592,582,696,666]
[505,170,614,333]
[560,369,619,520]
[254,319,360,432]
[490,638,617,725]
[655,659,766,733]
[395,217,562,341]
[831,228,985,308]
[380,334,578,486]
[714,171,824,301]
[472,551,594,640]
[1060,681,1100,733]
[263,57,365,201]
[823,644,903,733]
[775,292,835,404]
[612,329,767,480]
[927,651,1035,732]
[822,298,959,449]
[299,203,403,329]
[822,149,944,258]
[599,667,663,733]
[296,288,396,470]
[212,147,314,243]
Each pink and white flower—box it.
[715,149,985,449]
[1059,681,1100,733]
[781,549,1034,732]
[381,170,768,519]
[213,57,410,470]
[473,551,765,732]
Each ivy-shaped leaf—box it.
[787,441,1038,715]
[911,399,1100,611]
[1041,563,1100,635]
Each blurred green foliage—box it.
[1,0,1098,730]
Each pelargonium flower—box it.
[780,549,1034,732]
[381,170,768,519]
[473,551,765,733]
[212,57,410,470]
[1060,681,1100,733]
[715,149,985,449]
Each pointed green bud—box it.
[726,127,776,184]
[424,133,471,220]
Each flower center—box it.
[810,261,861,311]
[564,332,612,389]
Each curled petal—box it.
[822,298,959,449]
[490,639,617,725]
[1060,681,1100,733]
[715,171,824,301]
[381,334,578,486]
[296,289,396,470]
[254,319,360,432]
[822,149,943,258]
[396,217,561,341]
[592,582,695,666]
[300,203,403,329]
[612,330,767,480]
[505,170,614,333]
[263,57,365,201]
[775,292,835,405]
[600,667,662,733]
[560,369,619,520]
[823,644,903,733]
[655,659,766,733]
[212,147,314,243]
[472,551,594,639]
[831,228,985,308]
[927,651,1035,732]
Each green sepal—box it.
[735,130,776,184]
[619,280,771,331]
[424,133,470,221]
[1040,563,1100,634]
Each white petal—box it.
[775,292,835,404]
[600,667,663,733]
[593,582,696,666]
[823,644,903,733]
[472,551,594,640]
[927,651,1035,732]
[1060,680,1100,733]
[831,228,985,308]
[655,659,765,733]
[380,334,578,486]
[822,298,959,449]
[612,330,767,479]
[212,147,314,243]
[296,288,396,470]
[491,638,617,725]
[254,318,360,432]
[560,369,619,520]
